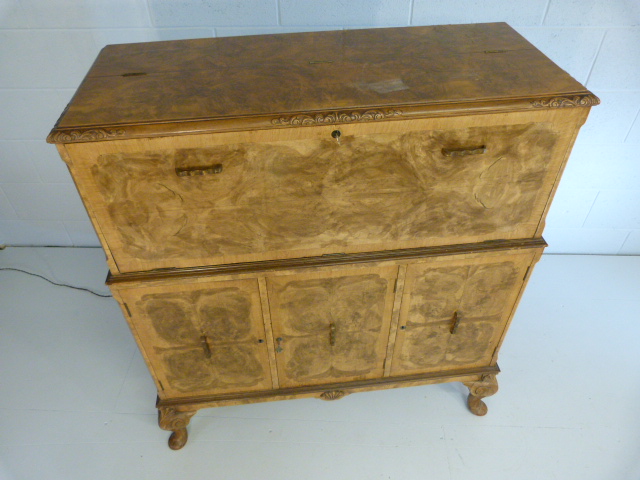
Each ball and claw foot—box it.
[463,373,498,417]
[158,407,197,450]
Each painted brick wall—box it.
[0,0,638,253]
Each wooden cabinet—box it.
[48,23,597,449]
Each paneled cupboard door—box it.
[391,251,536,376]
[117,279,272,398]
[266,266,398,388]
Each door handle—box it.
[200,335,212,358]
[329,323,336,346]
[450,311,461,334]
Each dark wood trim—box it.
[156,365,501,408]
[47,93,597,144]
[106,238,547,284]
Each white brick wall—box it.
[0,0,638,253]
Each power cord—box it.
[0,267,112,298]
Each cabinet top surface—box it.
[48,23,595,143]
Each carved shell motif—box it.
[531,95,600,108]
[319,390,347,401]
[272,109,402,126]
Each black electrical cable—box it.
[0,267,112,298]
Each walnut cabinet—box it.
[48,23,597,449]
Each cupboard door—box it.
[391,251,536,375]
[118,279,272,398]
[267,266,398,387]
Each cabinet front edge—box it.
[106,238,548,284]
[47,93,599,144]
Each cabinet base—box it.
[155,366,500,449]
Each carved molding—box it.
[272,109,402,126]
[319,390,347,401]
[49,128,126,143]
[107,238,546,284]
[531,94,600,109]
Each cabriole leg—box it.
[158,406,197,450]
[463,373,499,416]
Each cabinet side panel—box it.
[534,107,591,236]
[488,247,544,363]
[57,144,119,272]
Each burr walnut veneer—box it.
[48,23,597,449]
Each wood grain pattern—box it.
[117,279,272,397]
[86,119,560,272]
[47,23,595,142]
[267,266,397,387]
[391,250,538,375]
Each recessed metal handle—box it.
[329,323,336,346]
[450,311,461,334]
[200,335,212,358]
[441,146,486,157]
[176,164,223,177]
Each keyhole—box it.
[331,130,341,144]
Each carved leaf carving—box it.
[50,128,126,142]
[271,109,402,125]
[531,94,600,108]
